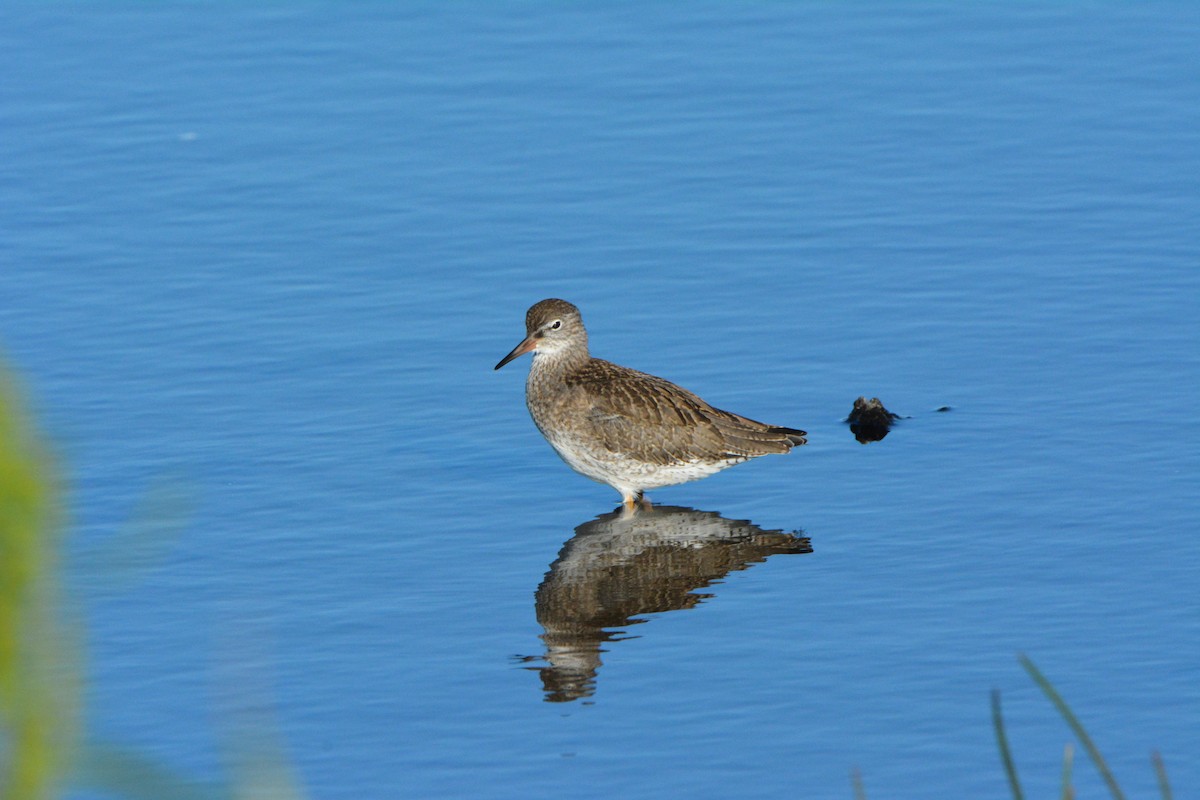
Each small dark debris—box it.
[936,405,952,413]
[846,396,900,443]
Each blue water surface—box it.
[2,4,1198,799]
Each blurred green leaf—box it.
[0,369,78,800]
[73,741,226,800]
[81,479,194,596]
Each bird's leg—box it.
[640,494,653,511]
[622,490,648,513]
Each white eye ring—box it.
[549,319,562,330]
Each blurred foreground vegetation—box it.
[1,367,75,800]
[0,367,305,800]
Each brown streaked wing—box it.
[567,359,800,466]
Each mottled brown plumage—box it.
[495,299,806,508]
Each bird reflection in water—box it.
[524,505,812,703]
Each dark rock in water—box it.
[846,396,899,443]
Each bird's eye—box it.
[550,320,562,331]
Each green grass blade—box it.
[1018,654,1126,800]
[1060,742,1074,800]
[850,766,867,800]
[991,689,1024,800]
[1151,751,1172,800]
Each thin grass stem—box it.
[1151,751,1172,800]
[850,766,867,800]
[1060,742,1074,800]
[1018,654,1125,800]
[991,689,1024,800]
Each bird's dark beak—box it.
[494,335,537,370]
